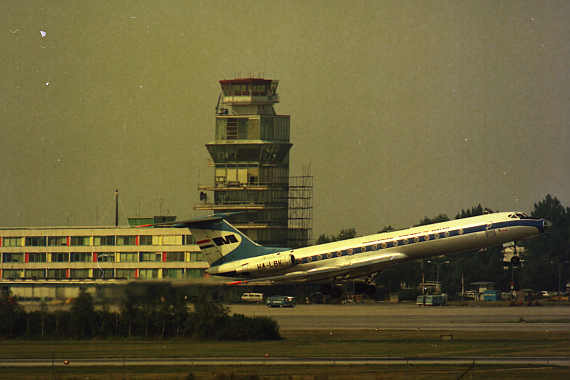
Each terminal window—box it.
[165,252,184,262]
[48,237,67,246]
[3,237,22,247]
[4,253,24,263]
[139,235,153,245]
[28,253,47,262]
[139,269,159,279]
[190,252,204,262]
[2,269,22,279]
[120,253,138,262]
[70,236,89,246]
[93,268,114,278]
[163,269,184,279]
[141,252,161,262]
[51,253,69,262]
[97,253,115,262]
[69,269,90,278]
[117,236,136,246]
[162,235,182,245]
[72,252,92,262]
[25,237,46,246]
[94,236,115,246]
[116,269,136,278]
[48,269,67,278]
[25,269,46,278]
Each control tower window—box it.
[252,84,268,96]
[227,118,238,140]
[231,84,250,96]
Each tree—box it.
[171,295,190,338]
[520,195,570,291]
[70,288,97,339]
[0,298,26,338]
[455,204,495,219]
[186,292,230,339]
[415,214,449,227]
[317,228,356,244]
[377,260,422,293]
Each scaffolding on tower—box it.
[286,165,313,248]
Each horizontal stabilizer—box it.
[137,212,241,228]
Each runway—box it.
[2,356,570,367]
[228,303,570,332]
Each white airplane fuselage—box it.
[204,212,551,283]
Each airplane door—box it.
[485,223,496,238]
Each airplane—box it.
[143,211,552,298]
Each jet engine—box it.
[235,252,295,276]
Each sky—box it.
[1,1,569,237]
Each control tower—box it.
[196,78,303,247]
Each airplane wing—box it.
[231,252,408,284]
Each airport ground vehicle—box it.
[266,295,296,308]
[425,294,447,306]
[416,295,426,306]
[241,293,264,303]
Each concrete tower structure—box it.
[196,78,293,247]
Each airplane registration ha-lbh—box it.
[142,211,551,298]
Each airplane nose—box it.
[543,219,553,233]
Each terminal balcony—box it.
[221,94,279,105]
[194,201,288,212]
[197,181,289,192]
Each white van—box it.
[241,293,264,303]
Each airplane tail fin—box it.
[146,213,286,266]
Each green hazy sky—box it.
[1,1,569,236]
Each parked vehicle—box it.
[416,295,427,306]
[463,291,475,299]
[241,293,264,303]
[265,295,296,308]
[425,294,447,306]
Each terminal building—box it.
[0,78,312,300]
[0,217,212,301]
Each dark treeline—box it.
[0,289,281,341]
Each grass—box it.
[1,364,569,380]
[1,330,569,379]
[0,330,568,359]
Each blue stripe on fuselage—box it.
[293,219,541,265]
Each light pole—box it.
[428,260,449,294]
[559,261,569,293]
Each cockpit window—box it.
[509,212,532,219]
